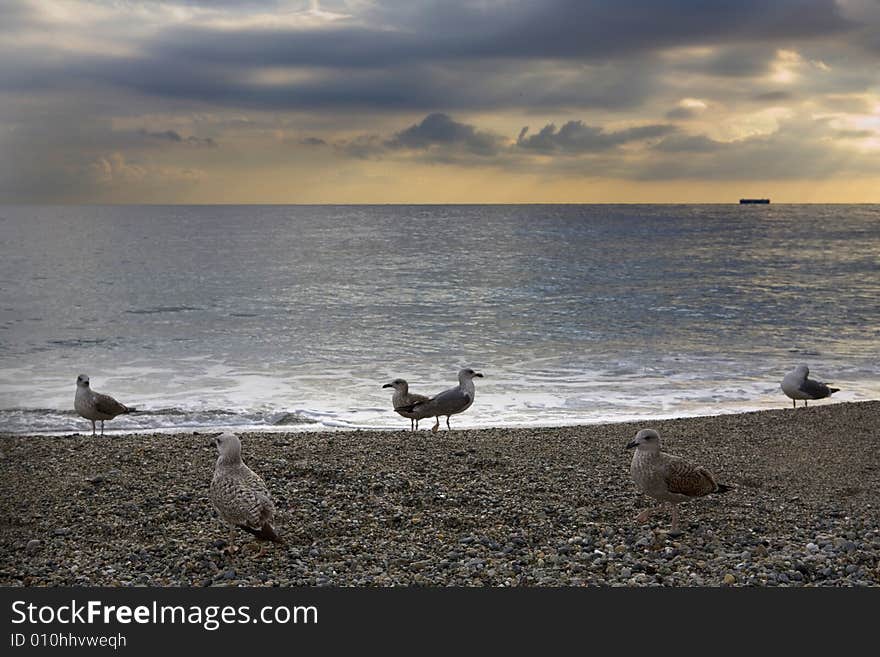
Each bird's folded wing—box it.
[93,393,128,416]
[211,474,273,528]
[395,393,432,412]
[408,393,431,405]
[799,378,829,397]
[664,460,718,497]
[430,388,470,412]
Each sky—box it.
[1,0,880,203]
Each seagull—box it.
[382,378,431,431]
[626,428,731,534]
[781,364,839,408]
[74,374,135,436]
[400,368,484,433]
[209,432,281,555]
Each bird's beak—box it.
[382,383,393,388]
[625,439,638,450]
[474,372,484,378]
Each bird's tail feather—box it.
[828,387,840,394]
[714,483,733,494]
[122,406,136,414]
[237,523,283,543]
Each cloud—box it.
[2,1,880,201]
[85,153,205,197]
[633,116,880,180]
[666,106,700,120]
[665,98,708,120]
[516,121,676,153]
[652,134,725,153]
[387,113,505,156]
[752,91,795,102]
[2,1,862,115]
[138,129,217,147]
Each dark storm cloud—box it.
[152,1,853,70]
[330,111,880,183]
[387,113,504,156]
[30,49,653,112]
[0,0,868,116]
[2,0,880,201]
[516,121,676,153]
[332,113,505,160]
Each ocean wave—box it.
[0,406,318,435]
[126,306,203,315]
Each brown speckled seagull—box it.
[210,432,282,554]
[74,374,135,436]
[625,428,731,533]
[382,378,432,431]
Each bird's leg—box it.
[804,400,808,408]
[91,420,96,436]
[446,416,451,431]
[100,420,105,436]
[223,527,240,555]
[431,418,440,433]
[670,504,680,533]
[792,399,796,409]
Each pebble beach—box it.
[1,401,878,587]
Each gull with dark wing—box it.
[781,364,839,408]
[74,374,135,436]
[626,428,731,534]
[400,368,484,433]
[383,378,431,431]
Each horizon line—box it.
[4,201,880,207]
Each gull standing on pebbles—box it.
[210,432,281,555]
[400,368,484,433]
[626,429,731,534]
[781,364,839,408]
[382,378,431,431]
[74,374,135,436]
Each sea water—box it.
[1,204,877,434]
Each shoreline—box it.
[1,397,859,437]
[1,401,878,586]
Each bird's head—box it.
[794,364,810,377]
[383,378,407,391]
[459,368,484,382]
[212,432,242,462]
[76,374,90,388]
[625,428,661,452]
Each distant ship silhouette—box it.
[739,198,770,204]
